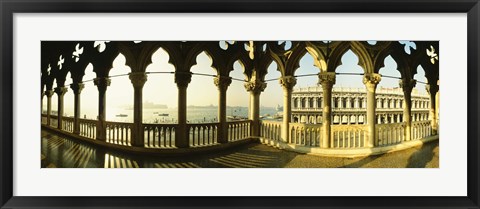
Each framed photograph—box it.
[1,0,479,208]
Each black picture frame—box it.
[1,0,479,208]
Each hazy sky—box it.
[45,41,429,120]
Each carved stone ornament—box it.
[93,77,111,90]
[70,83,85,94]
[363,73,381,92]
[54,86,69,96]
[279,76,297,90]
[174,72,192,87]
[244,80,267,94]
[318,72,336,87]
[129,72,148,88]
[214,76,232,90]
[399,79,416,91]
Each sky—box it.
[44,41,429,120]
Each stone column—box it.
[70,83,85,134]
[425,84,439,134]
[129,72,148,147]
[45,90,54,126]
[400,79,416,141]
[363,73,381,147]
[319,72,335,148]
[94,77,111,142]
[214,76,232,143]
[279,76,297,143]
[175,72,192,148]
[54,86,68,130]
[244,80,266,137]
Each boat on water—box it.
[158,113,169,116]
[116,114,128,117]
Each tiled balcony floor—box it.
[41,129,439,168]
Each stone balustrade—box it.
[62,116,75,133]
[188,122,219,147]
[227,120,252,142]
[42,113,437,156]
[106,121,133,146]
[376,122,405,146]
[260,120,282,144]
[289,123,321,146]
[79,118,97,139]
[331,124,368,148]
[144,123,177,148]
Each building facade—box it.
[292,86,430,125]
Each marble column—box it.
[425,83,438,135]
[129,72,148,147]
[54,86,68,130]
[70,83,85,134]
[94,77,111,142]
[363,73,381,147]
[45,90,54,126]
[319,72,335,148]
[214,76,232,143]
[280,76,297,143]
[244,80,266,137]
[400,79,416,141]
[175,72,192,148]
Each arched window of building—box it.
[309,98,314,108]
[301,98,306,108]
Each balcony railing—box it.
[144,123,177,148]
[331,124,368,148]
[106,121,133,146]
[412,121,432,140]
[376,122,405,146]
[228,120,251,142]
[188,122,219,147]
[42,114,437,156]
[260,120,282,143]
[62,116,74,133]
[289,123,321,147]
[79,118,97,139]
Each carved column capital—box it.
[244,80,267,94]
[214,76,232,91]
[129,72,148,89]
[318,72,336,88]
[399,79,417,93]
[279,76,297,90]
[54,86,68,96]
[45,89,54,97]
[70,83,85,94]
[94,77,111,91]
[175,72,192,88]
[363,73,381,92]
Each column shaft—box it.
[215,76,231,143]
[319,72,335,148]
[244,80,266,137]
[130,72,147,147]
[54,87,68,130]
[280,76,296,143]
[363,73,381,147]
[175,72,191,148]
[94,78,111,142]
[400,79,416,141]
[71,83,84,134]
[45,90,54,126]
